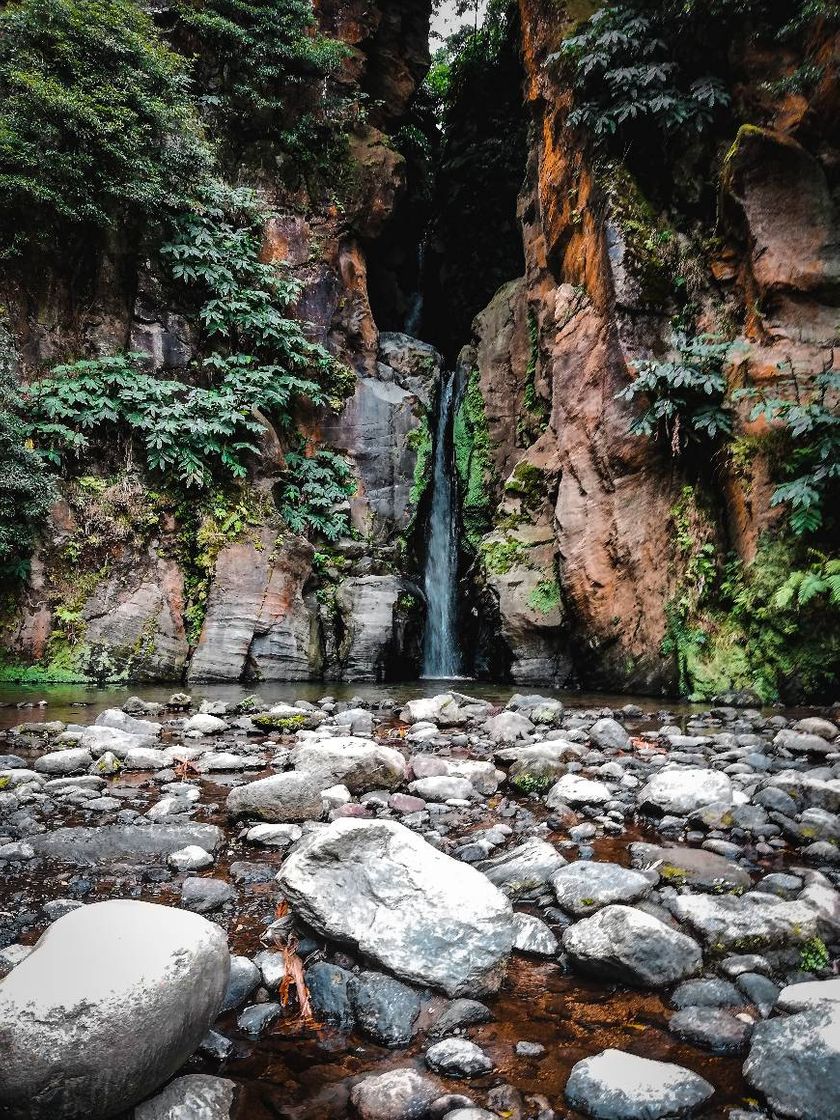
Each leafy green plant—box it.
[561,5,730,143]
[511,773,553,795]
[176,0,346,131]
[799,936,830,973]
[275,448,355,541]
[528,578,562,615]
[454,369,495,552]
[0,323,56,579]
[481,535,527,575]
[0,0,207,248]
[619,334,733,453]
[735,369,840,535]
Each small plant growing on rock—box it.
[618,333,733,454]
[510,773,553,796]
[799,936,830,973]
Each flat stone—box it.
[168,845,214,872]
[565,1049,714,1119]
[181,877,236,914]
[670,892,819,951]
[638,768,732,815]
[546,774,611,807]
[777,976,840,1013]
[226,772,326,822]
[29,823,223,864]
[479,838,567,897]
[629,842,751,892]
[290,736,406,792]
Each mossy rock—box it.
[252,713,309,733]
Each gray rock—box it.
[670,978,743,1009]
[744,1005,840,1120]
[226,772,326,822]
[244,823,302,848]
[95,708,161,737]
[629,842,751,893]
[638,768,732,815]
[774,728,834,755]
[221,955,261,1012]
[350,1067,441,1120]
[562,904,702,988]
[30,823,223,864]
[479,838,567,897]
[181,877,236,914]
[306,961,355,1029]
[668,1006,752,1054]
[550,861,653,915]
[737,972,779,1016]
[34,747,92,775]
[512,913,558,956]
[168,845,214,872]
[237,1002,281,1037]
[134,1074,236,1119]
[276,819,514,996]
[670,892,819,951]
[426,1039,493,1079]
[349,970,422,1046]
[589,718,630,751]
[0,900,229,1120]
[184,713,228,735]
[484,711,534,743]
[430,999,493,1038]
[546,774,611,807]
[565,1049,714,1119]
[515,1041,546,1058]
[409,775,479,802]
[777,976,840,1013]
[290,737,406,792]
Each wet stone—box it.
[668,1005,753,1054]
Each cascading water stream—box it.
[421,370,462,678]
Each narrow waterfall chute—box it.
[421,369,462,679]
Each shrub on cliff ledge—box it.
[0,0,207,248]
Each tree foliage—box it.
[0,0,208,247]
[276,448,355,540]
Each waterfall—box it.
[421,370,462,678]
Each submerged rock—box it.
[350,1068,440,1120]
[0,900,229,1119]
[276,818,514,996]
[134,1075,237,1119]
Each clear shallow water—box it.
[0,678,717,732]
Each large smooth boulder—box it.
[589,718,630,751]
[565,1049,714,1119]
[290,737,406,792]
[638,768,732,815]
[777,977,840,1013]
[34,748,92,776]
[226,772,326,822]
[0,900,229,1119]
[629,842,751,893]
[744,1005,840,1120]
[276,819,514,996]
[562,905,702,987]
